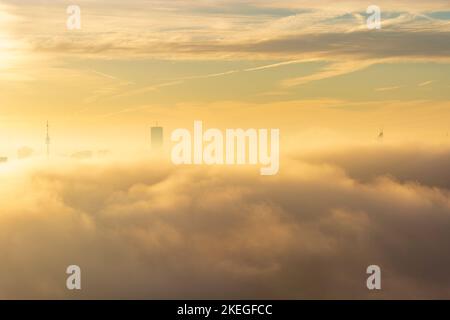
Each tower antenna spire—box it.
[46,121,50,158]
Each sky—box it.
[0,0,450,299]
[0,0,449,156]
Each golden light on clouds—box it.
[0,0,449,300]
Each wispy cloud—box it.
[375,85,403,92]
[418,80,434,87]
[4,1,449,61]
[108,60,309,100]
[282,60,377,87]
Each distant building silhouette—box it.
[151,125,163,150]
[18,146,34,159]
[71,150,93,160]
[377,127,384,141]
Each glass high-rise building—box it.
[151,126,163,150]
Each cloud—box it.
[26,30,450,62]
[281,60,376,87]
[1,145,450,299]
[4,1,449,61]
[418,80,434,87]
[375,86,403,92]
[2,0,449,90]
[303,145,450,190]
[108,60,309,100]
[245,31,450,60]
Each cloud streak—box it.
[2,0,449,91]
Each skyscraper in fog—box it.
[151,125,163,150]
